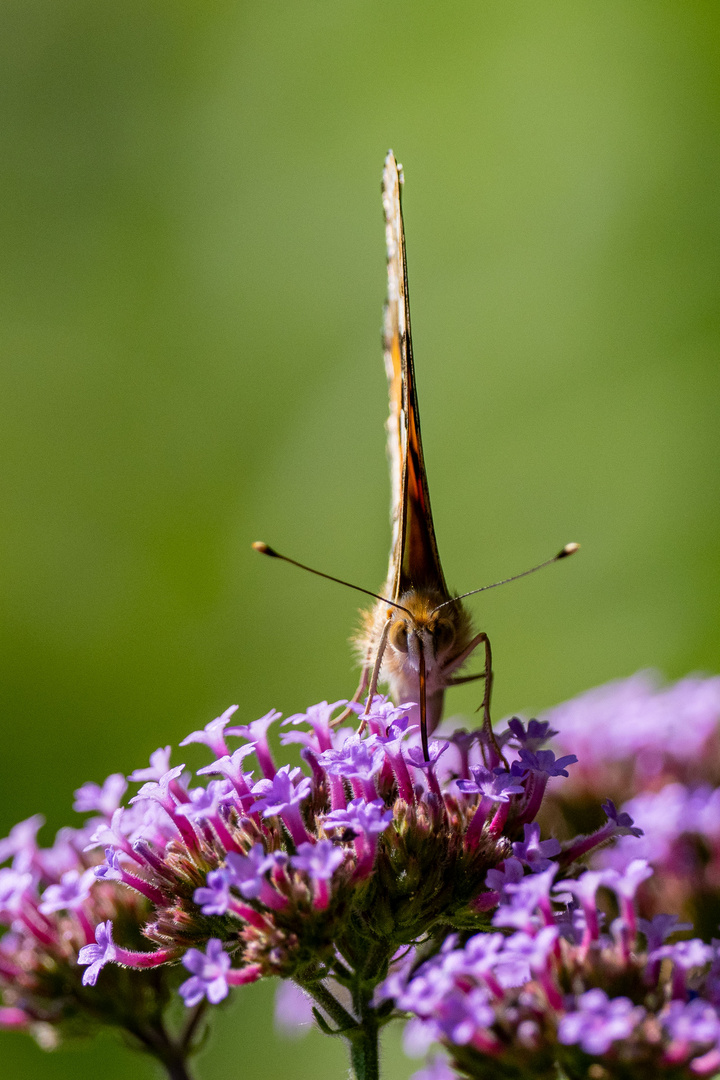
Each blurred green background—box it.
[2,1,720,1077]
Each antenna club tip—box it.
[252,541,277,557]
[558,542,580,559]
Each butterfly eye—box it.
[433,619,455,655]
[390,621,409,653]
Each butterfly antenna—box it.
[252,542,412,615]
[431,543,580,614]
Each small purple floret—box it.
[601,799,644,837]
[457,766,524,802]
[485,857,525,896]
[662,998,720,1048]
[410,1058,458,1080]
[638,914,692,953]
[0,815,44,871]
[179,938,231,1006]
[180,704,240,758]
[274,980,315,1035]
[39,868,95,914]
[0,869,34,916]
[250,767,312,817]
[558,988,644,1054]
[74,774,128,818]
[323,798,393,839]
[127,746,173,783]
[515,749,577,779]
[94,846,124,882]
[78,921,117,986]
[194,869,233,916]
[291,840,344,881]
[512,823,561,871]
[406,741,449,769]
[506,717,558,750]
[318,737,385,783]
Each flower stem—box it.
[300,978,356,1031]
[347,1003,379,1080]
[298,976,381,1080]
[160,1054,196,1080]
[179,1000,208,1055]
[127,1019,198,1080]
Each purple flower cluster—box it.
[542,672,720,938]
[385,858,720,1080]
[4,688,648,1080]
[64,696,603,1018]
[594,781,720,940]
[543,671,720,800]
[0,783,184,1057]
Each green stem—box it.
[159,1052,196,1080]
[298,976,381,1080]
[179,999,207,1054]
[299,978,356,1032]
[126,1020,197,1080]
[348,1002,380,1080]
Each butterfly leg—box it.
[473,634,507,767]
[358,616,392,734]
[449,632,504,766]
[446,672,485,686]
[330,657,371,728]
[331,615,393,731]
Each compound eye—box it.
[390,621,409,653]
[433,619,455,655]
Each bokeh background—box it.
[2,2,720,1077]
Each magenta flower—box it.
[39,868,95,914]
[179,704,240,759]
[127,745,173,783]
[558,989,645,1055]
[0,814,44,872]
[194,868,234,916]
[73,774,128,817]
[511,822,561,871]
[323,798,394,839]
[226,707,281,779]
[544,672,720,941]
[78,921,117,986]
[384,858,720,1079]
[179,939,232,1006]
[15,688,613,1080]
[250,766,313,845]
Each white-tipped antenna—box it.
[252,542,413,615]
[430,543,580,614]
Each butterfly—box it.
[254,151,577,760]
[347,151,495,760]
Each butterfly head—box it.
[386,590,469,674]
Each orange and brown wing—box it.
[381,151,449,603]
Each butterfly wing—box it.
[382,151,450,604]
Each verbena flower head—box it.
[385,860,720,1079]
[0,799,183,1058]
[541,672,720,940]
[594,781,720,940]
[543,671,720,802]
[74,695,602,1028]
